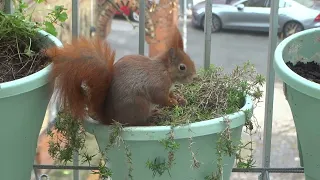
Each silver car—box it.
[191,0,320,37]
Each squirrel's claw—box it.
[169,92,187,107]
[168,97,179,107]
[176,96,187,106]
[151,109,162,116]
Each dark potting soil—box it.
[0,38,50,83]
[286,61,320,84]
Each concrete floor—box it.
[41,18,305,180]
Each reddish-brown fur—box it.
[47,38,115,121]
[170,26,184,50]
[47,26,196,126]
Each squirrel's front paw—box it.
[169,91,177,99]
[169,92,187,106]
[151,109,161,116]
[172,94,187,106]
[168,97,179,107]
[176,96,187,106]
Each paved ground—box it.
[39,18,304,180]
[230,81,304,180]
[109,17,270,76]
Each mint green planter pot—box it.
[84,95,253,180]
[0,30,62,180]
[274,28,320,180]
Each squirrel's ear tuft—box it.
[169,47,176,58]
[169,47,181,62]
[175,28,184,50]
[169,26,184,50]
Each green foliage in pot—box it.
[0,0,67,83]
[48,61,265,179]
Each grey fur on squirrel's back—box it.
[113,55,171,94]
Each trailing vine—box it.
[204,118,235,180]
[146,127,180,177]
[188,135,201,169]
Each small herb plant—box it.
[48,61,265,179]
[0,0,67,83]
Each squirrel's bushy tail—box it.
[46,37,115,121]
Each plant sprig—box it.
[146,128,180,178]
[47,111,86,164]
[6,0,68,37]
[42,5,68,36]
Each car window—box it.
[292,0,314,8]
[279,0,286,7]
[243,0,268,7]
[265,0,286,7]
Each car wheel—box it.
[283,21,304,38]
[89,26,96,37]
[130,11,139,22]
[202,14,222,33]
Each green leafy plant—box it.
[0,0,68,83]
[42,5,68,36]
[47,111,86,164]
[10,0,68,36]
[48,61,265,179]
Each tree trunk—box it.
[0,0,5,11]
[146,0,179,57]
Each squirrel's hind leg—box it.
[113,96,153,126]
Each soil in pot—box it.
[0,37,50,83]
[286,61,320,84]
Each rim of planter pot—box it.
[85,95,253,141]
[274,27,320,100]
[0,30,62,99]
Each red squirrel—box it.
[46,26,197,126]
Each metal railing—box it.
[3,0,305,179]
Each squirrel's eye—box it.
[179,64,186,71]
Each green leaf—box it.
[19,2,28,10]
[44,21,57,36]
[54,5,65,12]
[57,12,68,22]
[34,0,45,3]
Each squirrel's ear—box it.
[173,26,184,50]
[169,47,180,64]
